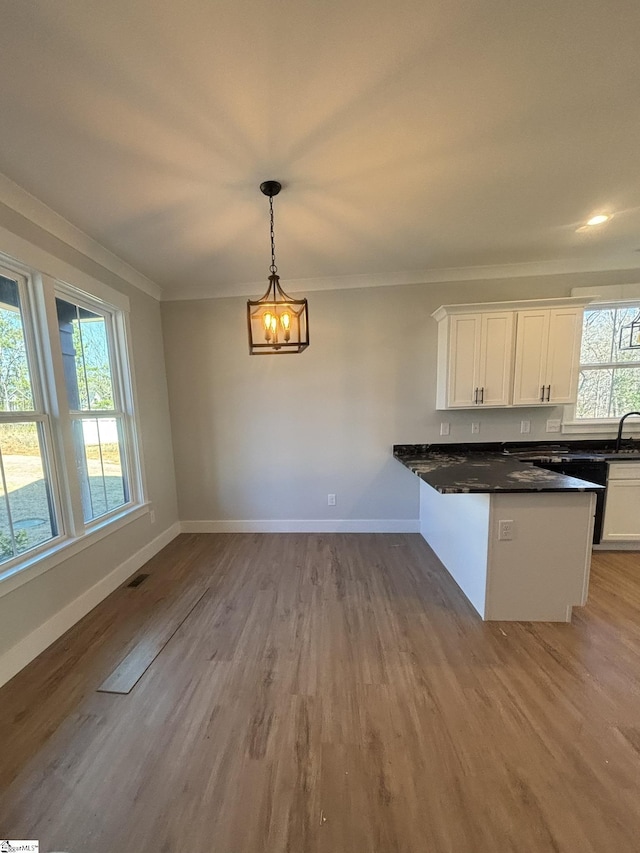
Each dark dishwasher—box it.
[533,460,608,544]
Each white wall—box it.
[0,193,179,679]
[162,268,637,529]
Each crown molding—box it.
[161,255,640,302]
[571,282,640,302]
[0,172,163,301]
[1,170,637,305]
[432,295,594,321]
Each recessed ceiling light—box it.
[586,214,610,226]
[575,212,612,233]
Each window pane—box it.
[0,473,12,563]
[0,275,35,411]
[611,367,640,416]
[612,306,640,363]
[581,309,615,365]
[74,417,128,522]
[0,422,57,564]
[576,367,640,418]
[576,369,614,419]
[580,306,640,366]
[56,298,115,411]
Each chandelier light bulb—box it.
[263,311,274,341]
[281,311,291,341]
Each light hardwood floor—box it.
[1,533,640,852]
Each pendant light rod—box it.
[260,180,282,274]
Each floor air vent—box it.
[127,573,150,588]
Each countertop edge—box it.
[394,450,606,495]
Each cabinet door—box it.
[512,310,549,406]
[602,480,640,541]
[478,312,514,406]
[545,307,583,404]
[446,314,481,407]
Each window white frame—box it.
[0,250,146,592]
[54,283,141,526]
[0,264,64,561]
[563,289,640,434]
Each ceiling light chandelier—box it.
[247,180,309,355]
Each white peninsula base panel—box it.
[419,480,596,621]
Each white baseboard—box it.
[181,519,419,534]
[0,521,181,689]
[593,542,640,551]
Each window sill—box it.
[562,421,620,434]
[0,502,150,599]
[561,405,640,435]
[562,420,640,435]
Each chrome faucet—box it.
[615,411,640,453]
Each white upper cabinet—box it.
[433,298,589,410]
[512,306,583,406]
[446,314,481,408]
[546,307,584,403]
[479,312,516,407]
[443,312,514,408]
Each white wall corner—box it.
[0,521,181,689]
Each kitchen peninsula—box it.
[394,443,605,622]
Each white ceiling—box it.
[1,0,640,299]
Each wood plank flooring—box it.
[1,533,640,852]
[97,585,208,694]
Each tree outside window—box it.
[576,305,640,420]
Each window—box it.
[0,259,143,576]
[574,303,640,421]
[0,271,58,563]
[56,295,129,522]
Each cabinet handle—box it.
[480,387,484,404]
[474,387,478,404]
[546,384,551,402]
[540,385,545,402]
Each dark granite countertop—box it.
[393,442,614,494]
[395,439,640,462]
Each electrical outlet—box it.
[471,422,480,435]
[149,508,156,524]
[498,519,515,541]
[546,418,562,433]
[440,422,450,436]
[520,420,531,434]
[328,493,336,506]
